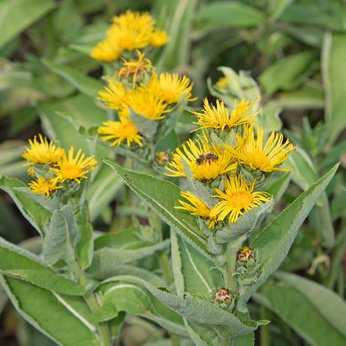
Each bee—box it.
[196,152,218,165]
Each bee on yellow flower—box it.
[118,51,152,84]
[211,175,270,223]
[177,191,217,228]
[235,126,295,172]
[52,148,97,183]
[147,73,194,104]
[98,116,142,147]
[98,79,128,112]
[127,85,170,120]
[193,98,255,131]
[165,135,235,181]
[22,134,64,166]
[28,177,61,197]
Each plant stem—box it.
[71,261,111,345]
[260,305,270,346]
[170,334,181,346]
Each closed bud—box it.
[237,246,254,263]
[214,288,232,304]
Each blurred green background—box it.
[1,0,346,345]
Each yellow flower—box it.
[118,51,152,83]
[28,177,61,197]
[98,79,128,111]
[53,148,97,183]
[150,29,169,47]
[112,11,154,31]
[193,98,255,131]
[90,40,121,62]
[235,126,295,172]
[148,73,194,104]
[215,76,229,91]
[98,117,142,147]
[176,191,216,228]
[165,135,235,181]
[22,134,64,165]
[127,86,170,120]
[211,175,270,223]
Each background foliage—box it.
[0,0,346,345]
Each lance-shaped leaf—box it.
[255,272,346,346]
[0,175,51,235]
[104,160,210,259]
[1,276,99,346]
[239,164,338,306]
[0,0,55,48]
[96,281,187,336]
[0,236,84,295]
[43,203,79,266]
[100,275,256,337]
[88,240,171,278]
[42,59,102,98]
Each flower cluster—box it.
[166,77,294,230]
[22,135,97,197]
[96,58,194,151]
[91,11,168,63]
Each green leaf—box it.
[42,204,78,266]
[0,0,55,48]
[88,240,171,278]
[239,164,338,306]
[259,52,317,95]
[158,0,197,70]
[42,59,102,98]
[0,236,84,295]
[171,231,224,299]
[100,275,256,337]
[104,160,211,259]
[287,148,335,247]
[256,272,346,346]
[87,164,123,221]
[76,203,94,270]
[195,1,265,31]
[1,277,99,346]
[322,33,346,143]
[0,175,51,235]
[97,282,186,336]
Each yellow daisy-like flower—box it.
[177,191,217,229]
[118,51,152,83]
[211,175,270,223]
[98,79,128,111]
[148,73,194,104]
[215,76,229,91]
[127,86,170,120]
[112,11,154,31]
[150,29,169,47]
[98,117,142,147]
[235,126,295,172]
[22,134,64,165]
[193,98,255,131]
[28,177,61,197]
[165,135,235,181]
[53,148,97,183]
[90,40,121,62]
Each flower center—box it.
[195,152,219,165]
[61,163,82,179]
[248,150,272,171]
[227,191,253,210]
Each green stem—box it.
[70,261,111,345]
[160,251,173,284]
[170,334,181,346]
[260,305,270,346]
